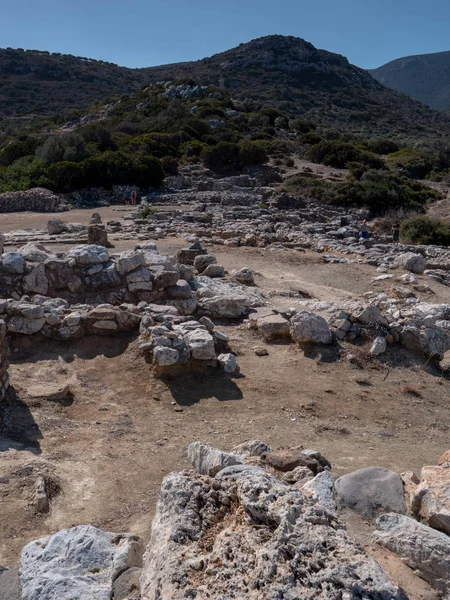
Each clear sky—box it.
[1,0,449,70]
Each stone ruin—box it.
[0,240,265,374]
[0,188,69,213]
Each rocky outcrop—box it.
[20,525,143,600]
[0,188,67,213]
[0,319,9,401]
[140,468,405,600]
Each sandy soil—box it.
[0,210,448,599]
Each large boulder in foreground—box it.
[140,470,405,600]
[20,525,143,600]
[374,513,450,594]
[334,467,406,518]
[290,311,332,344]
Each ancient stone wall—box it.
[0,319,9,400]
[0,188,68,213]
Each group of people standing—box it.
[360,220,400,243]
[124,187,137,205]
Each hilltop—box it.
[370,51,450,113]
[1,37,450,138]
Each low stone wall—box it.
[0,319,9,400]
[0,188,68,213]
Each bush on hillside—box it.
[400,216,450,246]
[308,140,384,170]
[386,148,434,178]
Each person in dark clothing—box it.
[392,222,400,244]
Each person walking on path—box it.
[360,220,369,239]
[130,189,137,206]
[124,186,131,205]
[392,222,400,244]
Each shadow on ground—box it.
[0,387,42,454]
[161,371,244,407]
[9,333,134,364]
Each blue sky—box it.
[1,0,449,69]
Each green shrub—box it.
[400,216,450,246]
[201,142,240,169]
[47,161,85,192]
[386,148,434,178]
[308,140,384,170]
[238,140,267,165]
[366,138,399,155]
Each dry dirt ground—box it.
[1,210,449,599]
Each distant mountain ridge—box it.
[1,37,450,138]
[369,51,450,112]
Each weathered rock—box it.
[260,448,322,474]
[33,477,49,513]
[411,464,450,534]
[166,279,191,300]
[257,313,290,340]
[88,224,108,247]
[193,254,216,272]
[335,467,406,518]
[370,336,387,356]
[290,311,332,344]
[126,267,153,292]
[232,267,255,285]
[232,439,271,457]
[184,329,216,360]
[394,252,426,274]
[26,382,70,401]
[374,513,450,593]
[47,219,68,235]
[153,346,179,366]
[66,245,109,266]
[302,471,337,513]
[140,469,406,600]
[187,441,243,476]
[1,252,25,274]
[202,264,225,278]
[20,525,143,600]
[217,352,236,373]
[16,242,55,263]
[112,567,141,600]
[116,250,144,275]
[23,263,49,295]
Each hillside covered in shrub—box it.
[2,36,450,139]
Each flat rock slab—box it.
[334,466,406,518]
[26,382,71,401]
[374,513,450,593]
[20,525,143,600]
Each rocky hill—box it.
[2,37,450,137]
[370,51,450,112]
[143,35,450,136]
[0,48,145,118]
